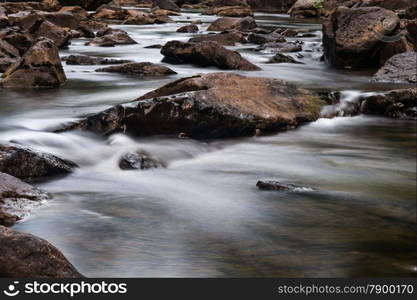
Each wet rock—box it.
[255,41,302,53]
[59,0,112,10]
[56,72,325,139]
[204,6,253,17]
[189,31,246,45]
[246,0,297,13]
[0,0,61,15]
[247,32,285,44]
[28,19,71,49]
[0,26,34,55]
[177,24,199,33]
[123,10,156,25]
[153,14,174,23]
[91,5,127,20]
[268,52,302,64]
[86,28,137,46]
[8,11,80,30]
[65,54,132,65]
[360,88,417,120]
[323,6,400,68]
[144,44,163,48]
[80,19,109,31]
[59,6,89,21]
[0,7,8,29]
[152,8,181,16]
[256,180,315,192]
[0,39,19,73]
[0,225,83,278]
[207,16,257,31]
[153,0,180,12]
[119,151,165,170]
[0,143,77,180]
[161,40,260,70]
[372,52,416,83]
[96,62,177,76]
[289,0,323,18]
[1,38,67,89]
[0,172,49,227]
[77,23,95,38]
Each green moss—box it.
[303,95,327,118]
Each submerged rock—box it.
[0,225,83,278]
[256,180,316,192]
[95,62,177,76]
[161,40,260,70]
[119,151,165,170]
[65,54,133,65]
[268,52,302,64]
[56,72,325,139]
[207,16,257,31]
[0,37,66,89]
[0,143,77,180]
[372,52,417,83]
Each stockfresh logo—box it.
[3,281,20,297]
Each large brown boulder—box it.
[207,16,256,31]
[1,38,66,88]
[56,73,325,139]
[161,40,260,70]
[289,0,323,18]
[0,143,77,180]
[0,39,19,72]
[8,11,80,30]
[123,9,156,25]
[95,62,177,76]
[28,19,71,49]
[360,88,417,119]
[90,5,127,20]
[246,0,296,12]
[59,6,89,21]
[189,31,246,45]
[0,225,83,278]
[323,6,400,68]
[372,52,417,83]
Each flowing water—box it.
[0,11,415,277]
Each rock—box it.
[177,24,199,33]
[58,0,112,10]
[256,180,315,191]
[281,28,298,37]
[59,6,89,21]
[152,8,181,16]
[77,24,95,38]
[0,26,34,55]
[28,19,71,49]
[0,39,19,72]
[80,19,109,31]
[0,143,77,180]
[123,10,156,25]
[0,172,49,227]
[56,72,325,139]
[161,40,260,70]
[8,11,80,30]
[1,38,67,89]
[204,6,253,17]
[95,62,177,76]
[65,54,133,65]
[359,0,417,19]
[323,6,400,68]
[268,52,302,64]
[289,0,323,18]
[255,41,302,53]
[119,151,165,170]
[189,31,246,45]
[372,52,416,83]
[0,7,8,29]
[153,0,180,11]
[153,14,174,23]
[86,28,137,46]
[360,88,417,120]
[246,0,296,13]
[91,5,127,20]
[207,16,256,31]
[0,0,61,15]
[247,32,285,44]
[144,44,163,48]
[0,225,83,278]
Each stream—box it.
[0,10,415,277]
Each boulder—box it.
[0,26,34,55]
[246,0,296,12]
[189,31,246,45]
[28,19,71,49]
[323,6,400,68]
[58,0,112,10]
[8,11,80,30]
[90,5,127,20]
[160,40,260,70]
[177,24,199,33]
[86,28,137,46]
[255,41,302,53]
[372,52,416,83]
[151,8,181,16]
[256,180,315,191]
[0,225,83,278]
[268,52,302,64]
[0,0,61,14]
[204,6,253,17]
[207,16,256,31]
[95,62,177,76]
[0,143,77,180]
[123,10,156,25]
[247,32,285,44]
[360,88,417,120]
[0,172,48,227]
[59,6,89,21]
[289,0,323,18]
[56,73,325,139]
[153,0,180,11]
[0,39,19,72]
[65,54,132,65]
[119,151,165,170]
[1,38,67,89]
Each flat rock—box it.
[65,54,133,65]
[189,31,246,45]
[95,62,177,76]
[248,32,286,44]
[207,16,257,31]
[372,52,417,83]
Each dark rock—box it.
[0,7,8,29]
[8,11,80,31]
[91,5,127,20]
[1,37,66,89]
[59,6,89,21]
[161,40,260,70]
[189,31,246,45]
[153,0,180,11]
[0,143,77,180]
[246,0,296,13]
[0,39,19,73]
[119,151,165,170]
[372,52,416,83]
[289,0,323,18]
[96,62,177,76]
[0,225,83,278]
[58,0,112,11]
[268,52,302,64]
[56,72,325,139]
[153,14,174,23]
[123,10,156,25]
[177,24,199,33]
[65,54,132,65]
[207,16,256,31]
[144,44,163,48]
[247,32,285,44]
[323,6,400,68]
[255,41,302,53]
[86,28,137,46]
[0,211,19,227]
[360,88,417,119]
[256,180,315,192]
[204,6,253,17]
[28,19,71,49]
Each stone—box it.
[119,151,165,170]
[256,180,315,191]
[189,31,246,45]
[95,62,177,76]
[65,54,133,65]
[372,52,416,83]
[177,24,199,33]
[207,16,256,31]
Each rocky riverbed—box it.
[0,0,416,277]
